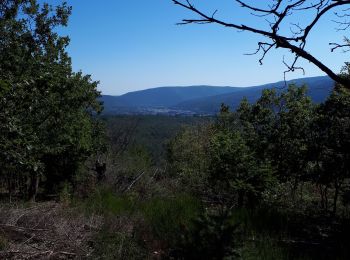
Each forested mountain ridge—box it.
[102,76,334,114]
[174,76,334,113]
[101,85,236,114]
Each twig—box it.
[124,171,146,192]
[0,224,49,232]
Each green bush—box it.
[0,235,8,251]
[92,227,146,260]
[82,187,137,216]
[174,211,240,260]
[142,194,201,245]
[232,207,291,237]
[241,236,292,260]
[59,182,73,206]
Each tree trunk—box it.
[237,191,245,208]
[7,175,12,203]
[291,177,299,201]
[325,186,328,211]
[333,180,340,216]
[28,173,39,202]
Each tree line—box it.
[164,80,350,258]
[169,80,350,216]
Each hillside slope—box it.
[102,76,334,115]
[101,85,237,113]
[173,76,334,113]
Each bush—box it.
[0,234,8,251]
[82,187,137,216]
[173,211,240,260]
[142,194,201,246]
[240,236,292,260]
[92,226,146,260]
[59,182,73,206]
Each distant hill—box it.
[173,76,334,113]
[101,76,334,115]
[101,86,236,114]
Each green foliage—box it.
[141,194,239,259]
[92,225,147,260]
[0,0,104,199]
[168,108,275,207]
[312,86,350,213]
[142,194,201,245]
[166,82,350,258]
[236,85,315,183]
[232,207,292,238]
[174,211,239,260]
[105,115,209,162]
[117,145,153,176]
[0,235,8,251]
[240,237,292,260]
[167,125,213,192]
[82,187,136,216]
[208,129,274,207]
[59,181,73,206]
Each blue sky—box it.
[56,0,348,95]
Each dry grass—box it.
[0,202,103,259]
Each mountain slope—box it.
[101,76,334,115]
[101,85,238,113]
[173,76,334,113]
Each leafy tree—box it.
[273,86,315,188]
[174,211,239,260]
[236,86,315,193]
[168,107,274,208]
[167,125,213,195]
[236,90,279,161]
[209,117,274,208]
[314,85,350,214]
[0,0,104,200]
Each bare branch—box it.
[330,39,350,52]
[245,42,276,65]
[173,0,350,88]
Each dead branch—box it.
[0,224,49,232]
[124,171,146,192]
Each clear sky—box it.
[56,0,348,95]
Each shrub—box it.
[0,234,8,251]
[82,187,137,216]
[142,194,201,246]
[174,211,240,260]
[59,182,73,206]
[92,226,146,260]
